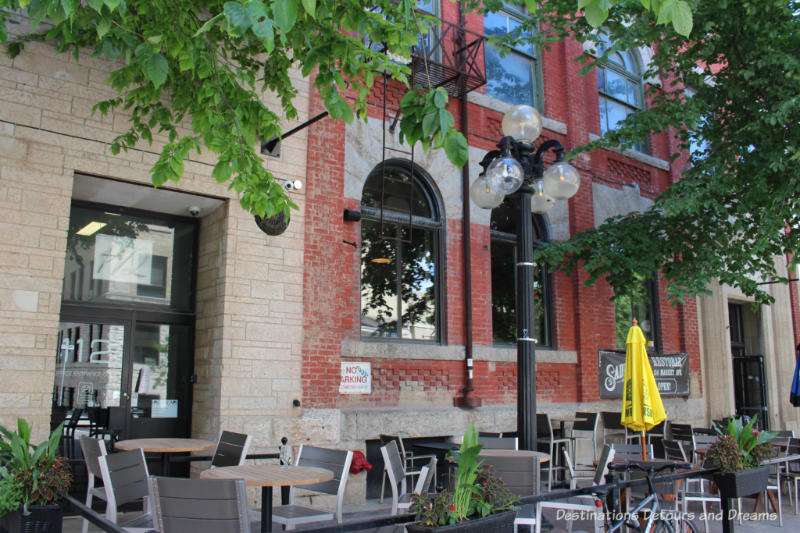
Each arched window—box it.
[490,197,552,347]
[597,34,646,152]
[360,160,442,341]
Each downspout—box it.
[454,2,481,408]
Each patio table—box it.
[200,463,334,533]
[114,437,214,476]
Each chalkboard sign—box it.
[599,350,689,398]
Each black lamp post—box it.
[470,105,580,451]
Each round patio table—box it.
[200,463,334,533]
[114,437,215,476]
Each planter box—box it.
[713,466,769,499]
[0,504,62,533]
[406,510,516,533]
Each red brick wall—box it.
[301,8,700,409]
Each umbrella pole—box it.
[641,431,647,460]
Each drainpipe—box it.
[454,2,481,408]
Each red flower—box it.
[449,504,456,512]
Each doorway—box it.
[729,302,769,430]
[53,202,198,441]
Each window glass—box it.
[596,33,646,152]
[614,278,659,351]
[490,198,551,347]
[360,162,441,341]
[63,204,195,311]
[484,7,539,107]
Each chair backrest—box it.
[380,440,407,497]
[536,413,553,438]
[648,420,666,436]
[594,444,616,485]
[601,411,624,431]
[379,434,409,460]
[414,457,437,494]
[669,423,693,442]
[573,412,598,432]
[294,445,353,523]
[775,430,795,438]
[612,443,654,459]
[211,430,252,468]
[478,436,518,450]
[99,448,150,509]
[150,476,251,533]
[661,439,687,462]
[480,454,540,497]
[692,434,717,457]
[64,408,84,436]
[79,435,108,478]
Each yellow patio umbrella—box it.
[620,318,666,459]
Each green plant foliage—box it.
[410,424,519,526]
[706,415,777,473]
[518,0,800,306]
[0,0,470,218]
[0,418,72,515]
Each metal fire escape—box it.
[373,15,486,241]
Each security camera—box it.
[283,180,303,191]
[188,206,200,217]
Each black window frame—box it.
[613,277,661,353]
[489,199,554,348]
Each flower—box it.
[410,424,519,527]
[705,415,776,474]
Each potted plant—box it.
[704,415,776,498]
[407,424,519,532]
[0,418,72,533]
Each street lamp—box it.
[470,104,580,451]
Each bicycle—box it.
[595,461,700,533]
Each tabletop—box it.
[479,448,551,463]
[114,437,215,453]
[551,417,587,423]
[199,463,334,487]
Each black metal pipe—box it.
[260,111,329,154]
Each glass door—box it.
[127,321,193,438]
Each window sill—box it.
[588,133,670,170]
[343,339,577,364]
[467,92,567,136]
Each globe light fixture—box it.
[501,104,543,143]
[466,103,582,452]
[470,174,504,209]
[530,179,555,214]
[485,153,524,194]
[543,159,581,200]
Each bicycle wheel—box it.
[666,517,699,533]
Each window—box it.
[614,277,660,352]
[490,197,552,347]
[360,160,442,341]
[597,33,646,152]
[484,5,541,107]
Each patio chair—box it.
[271,444,353,530]
[61,408,84,457]
[611,442,653,460]
[209,430,252,468]
[561,449,596,490]
[477,453,541,532]
[378,434,436,502]
[782,437,800,514]
[568,411,598,463]
[691,433,717,463]
[150,476,251,533]
[78,435,109,533]
[98,448,154,530]
[600,411,627,445]
[668,423,694,458]
[391,454,437,515]
[527,446,613,533]
[536,413,569,490]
